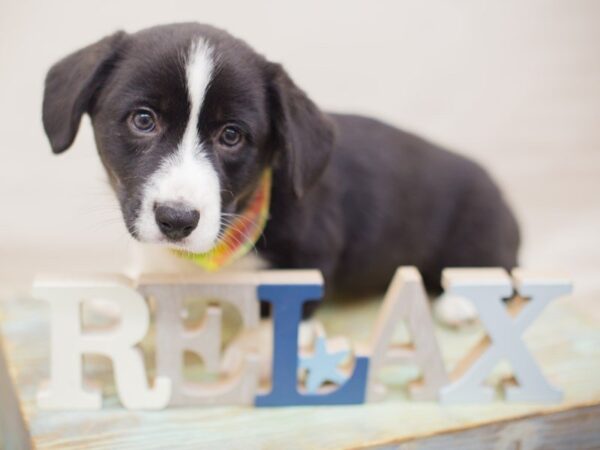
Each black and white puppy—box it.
[42,23,520,321]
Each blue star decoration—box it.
[299,336,350,393]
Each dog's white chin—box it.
[166,237,218,254]
[134,232,219,254]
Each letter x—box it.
[440,268,572,404]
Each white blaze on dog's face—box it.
[135,39,221,253]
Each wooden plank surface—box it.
[372,404,600,450]
[1,285,600,449]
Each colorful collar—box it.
[176,169,272,271]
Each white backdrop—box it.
[1,0,599,298]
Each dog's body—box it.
[262,112,519,298]
[42,23,520,311]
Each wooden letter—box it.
[139,273,261,406]
[33,277,171,410]
[440,268,572,404]
[254,271,369,407]
[365,267,448,401]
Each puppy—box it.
[42,23,520,323]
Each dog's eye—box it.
[129,109,157,133]
[218,126,243,148]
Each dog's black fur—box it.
[42,23,520,301]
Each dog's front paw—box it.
[433,293,478,328]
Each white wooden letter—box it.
[440,268,572,404]
[365,267,448,401]
[34,277,171,410]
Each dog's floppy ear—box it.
[267,63,336,198]
[42,31,127,154]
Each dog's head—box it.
[43,23,334,253]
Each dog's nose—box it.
[154,203,200,241]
